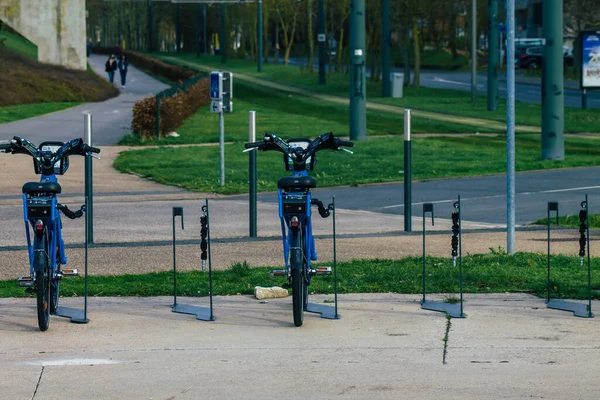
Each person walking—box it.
[105,54,117,84]
[118,54,129,89]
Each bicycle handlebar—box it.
[245,132,353,156]
[0,136,101,172]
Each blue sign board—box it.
[581,31,600,88]
[210,72,222,100]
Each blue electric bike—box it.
[0,137,100,331]
[245,132,353,326]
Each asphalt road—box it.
[234,166,600,227]
[286,58,599,108]
[0,55,168,145]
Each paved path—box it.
[0,55,169,145]
[0,294,598,399]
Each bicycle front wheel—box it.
[292,268,305,327]
[50,278,60,314]
[36,268,50,331]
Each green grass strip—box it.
[0,102,81,124]
[1,254,598,299]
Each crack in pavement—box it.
[31,365,44,400]
[442,313,452,364]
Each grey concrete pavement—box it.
[0,294,598,399]
[0,55,169,145]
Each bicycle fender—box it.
[32,234,48,272]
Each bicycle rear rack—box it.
[421,195,466,319]
[54,196,90,324]
[305,196,340,320]
[171,199,215,321]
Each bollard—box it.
[84,113,94,244]
[249,111,257,237]
[404,109,412,232]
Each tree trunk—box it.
[336,28,344,74]
[307,0,314,72]
[283,23,296,64]
[412,17,420,88]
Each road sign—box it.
[211,100,222,113]
[210,71,223,100]
[318,34,326,42]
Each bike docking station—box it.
[53,113,95,324]
[420,196,466,318]
[304,196,341,320]
[546,196,594,318]
[171,200,215,321]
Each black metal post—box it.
[84,114,93,245]
[172,207,184,307]
[404,109,412,232]
[206,199,215,321]
[582,89,588,109]
[585,195,592,317]
[458,195,463,317]
[547,202,558,302]
[84,195,89,322]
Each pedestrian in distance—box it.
[105,54,117,84]
[118,54,129,89]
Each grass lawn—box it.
[119,80,495,147]
[157,53,600,134]
[1,254,598,299]
[533,214,600,229]
[0,102,81,124]
[115,132,600,195]
[0,29,37,59]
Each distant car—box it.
[519,46,543,70]
[517,46,573,70]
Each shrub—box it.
[131,77,210,139]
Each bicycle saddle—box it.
[22,182,62,194]
[278,176,317,190]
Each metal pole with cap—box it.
[84,113,94,244]
[404,109,412,232]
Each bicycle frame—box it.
[23,172,66,278]
[278,170,318,281]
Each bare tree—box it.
[276,0,304,64]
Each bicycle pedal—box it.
[310,266,332,276]
[269,269,286,278]
[17,276,34,287]
[62,269,79,277]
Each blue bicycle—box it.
[245,132,353,326]
[0,137,100,331]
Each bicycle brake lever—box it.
[340,148,354,154]
[88,153,101,160]
[242,148,257,153]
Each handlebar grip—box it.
[244,141,265,149]
[88,146,101,154]
[336,139,354,148]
